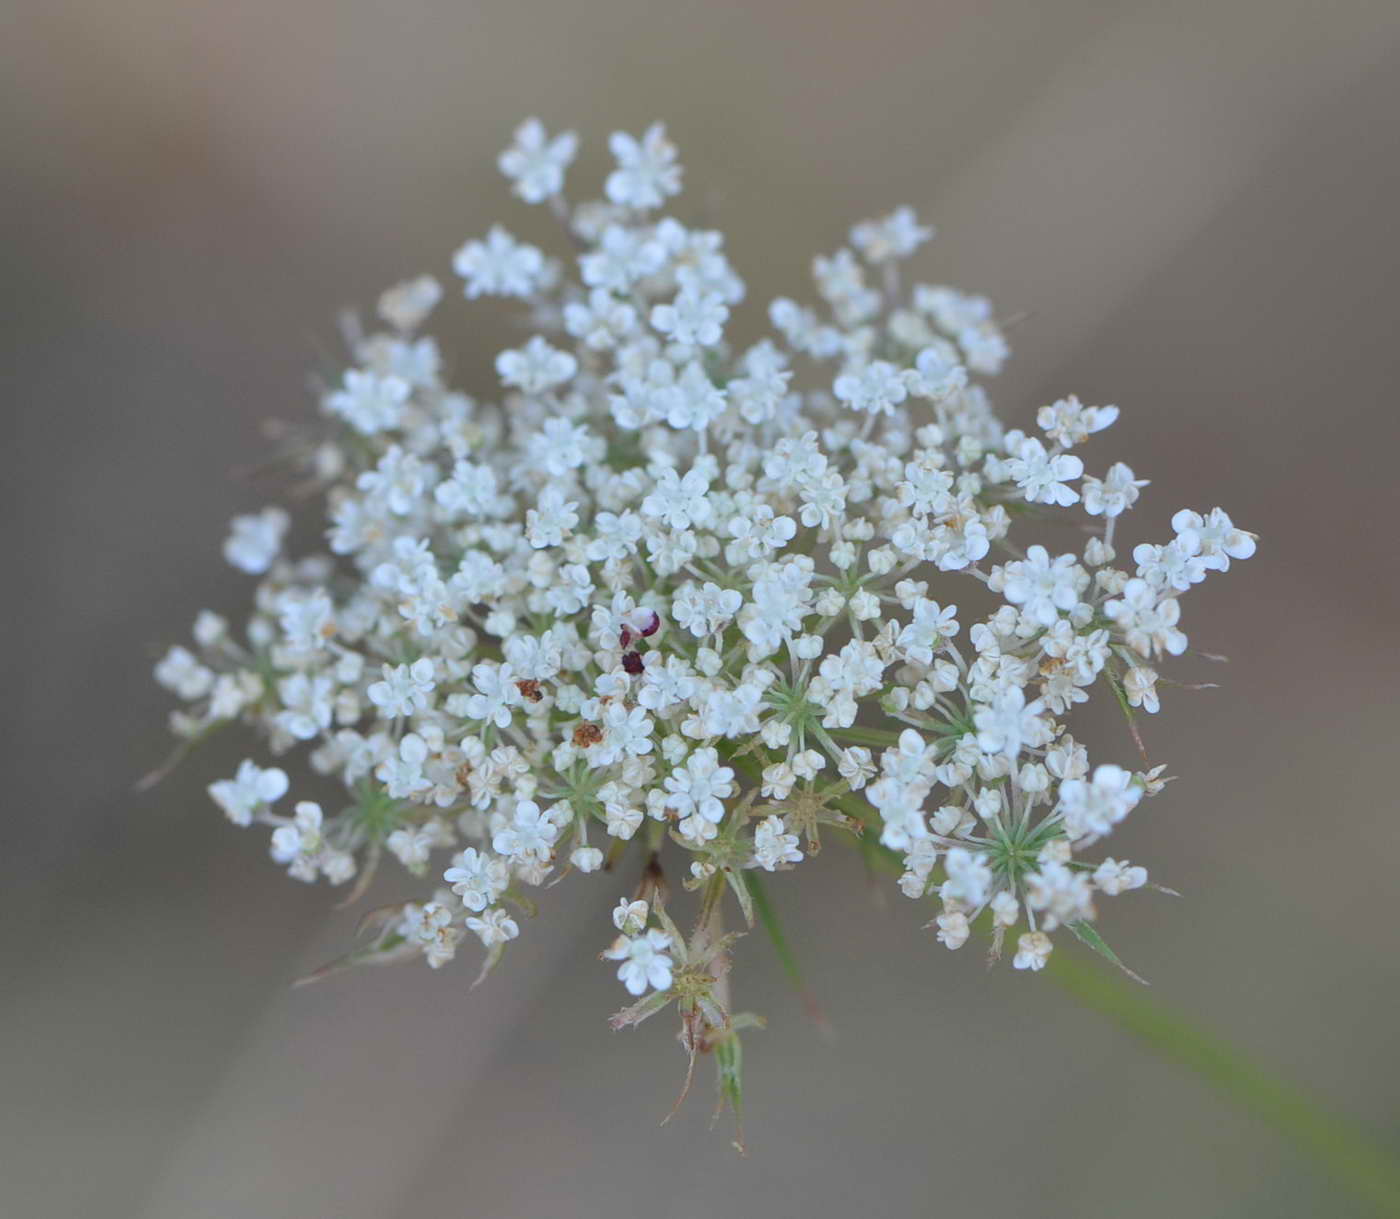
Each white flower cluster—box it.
[156,120,1256,1025]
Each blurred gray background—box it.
[5,1,1400,1216]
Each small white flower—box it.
[270,801,325,882]
[1172,507,1256,571]
[1083,462,1147,518]
[590,703,654,766]
[753,816,803,871]
[155,645,214,700]
[612,898,649,935]
[1094,858,1148,895]
[1057,765,1141,842]
[275,672,334,740]
[492,799,560,860]
[444,848,509,912]
[410,902,462,968]
[1013,931,1053,971]
[698,683,764,738]
[326,370,408,435]
[837,746,876,790]
[1133,538,1208,592]
[1037,395,1118,448]
[385,823,441,871]
[906,344,967,400]
[1123,666,1160,713]
[367,658,437,718]
[672,581,742,637]
[1104,579,1187,658]
[991,891,1020,928]
[833,360,907,415]
[357,445,428,515]
[651,270,728,347]
[641,466,712,530]
[974,686,1048,760]
[570,846,605,873]
[580,225,666,292]
[606,123,682,210]
[663,746,734,824]
[565,288,639,350]
[851,206,932,263]
[603,928,675,995]
[1023,860,1096,930]
[208,760,288,827]
[1000,546,1087,627]
[605,800,644,841]
[377,275,442,332]
[496,335,578,395]
[376,732,428,798]
[467,907,520,947]
[498,118,578,204]
[935,910,969,950]
[1005,436,1083,507]
[453,226,545,298]
[526,485,580,549]
[941,847,993,908]
[223,507,289,574]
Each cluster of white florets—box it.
[155,118,1256,1007]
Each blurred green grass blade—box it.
[744,872,833,1039]
[1047,949,1400,1218]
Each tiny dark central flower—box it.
[620,607,660,649]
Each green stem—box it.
[827,725,908,748]
[1045,950,1400,1217]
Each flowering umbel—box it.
[153,118,1256,1131]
